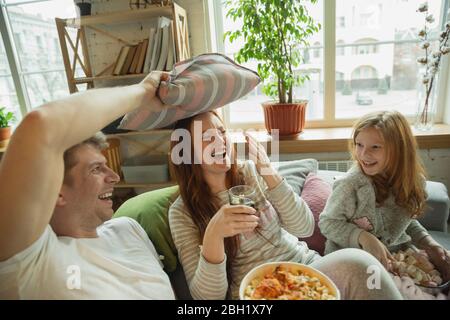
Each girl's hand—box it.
[425,245,450,282]
[207,204,259,239]
[358,231,395,270]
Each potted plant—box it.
[0,107,16,148]
[225,0,321,136]
[75,0,91,16]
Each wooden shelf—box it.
[56,3,190,94]
[74,73,147,84]
[114,181,176,189]
[231,124,450,154]
[64,5,173,28]
[106,129,173,138]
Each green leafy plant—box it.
[224,0,321,104]
[0,107,16,128]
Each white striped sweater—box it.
[168,161,319,300]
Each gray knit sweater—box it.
[318,166,429,255]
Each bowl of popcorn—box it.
[239,262,340,300]
[391,248,450,294]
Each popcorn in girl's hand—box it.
[391,249,443,287]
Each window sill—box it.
[230,124,450,154]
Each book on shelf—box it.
[143,27,157,72]
[128,41,143,74]
[156,25,169,71]
[149,16,172,72]
[136,38,148,74]
[113,46,130,76]
[120,44,138,75]
[165,22,176,71]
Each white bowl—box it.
[239,261,340,300]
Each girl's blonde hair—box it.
[350,111,427,217]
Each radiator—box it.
[318,160,353,173]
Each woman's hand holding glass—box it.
[207,204,259,239]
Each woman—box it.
[168,111,402,300]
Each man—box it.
[0,72,176,299]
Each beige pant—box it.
[310,248,403,300]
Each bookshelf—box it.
[55,3,190,94]
[55,4,190,191]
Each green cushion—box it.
[113,186,179,272]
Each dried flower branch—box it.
[416,2,450,127]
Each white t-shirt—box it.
[0,217,175,300]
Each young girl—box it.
[319,111,450,299]
[168,111,402,300]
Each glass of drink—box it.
[228,185,256,208]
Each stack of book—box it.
[112,16,176,76]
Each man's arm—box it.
[0,72,169,261]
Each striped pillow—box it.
[118,53,261,130]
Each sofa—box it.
[113,159,450,299]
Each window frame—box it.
[0,0,71,118]
[214,0,450,130]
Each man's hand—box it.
[137,71,173,112]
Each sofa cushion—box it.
[417,181,450,232]
[118,53,261,130]
[113,186,179,272]
[273,159,318,195]
[298,173,332,255]
[428,231,450,250]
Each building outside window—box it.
[0,0,77,120]
[217,0,448,128]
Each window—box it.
[220,0,324,126]
[217,0,449,128]
[336,40,345,56]
[0,36,20,123]
[335,0,446,120]
[313,42,322,59]
[352,38,379,55]
[0,0,77,117]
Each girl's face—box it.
[355,127,386,176]
[191,112,232,175]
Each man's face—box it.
[60,144,120,224]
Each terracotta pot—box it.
[262,100,308,136]
[0,126,11,148]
